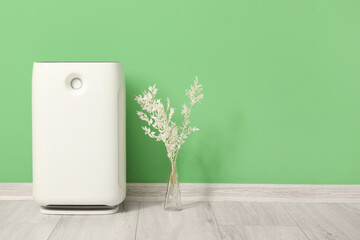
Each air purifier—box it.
[32,62,126,214]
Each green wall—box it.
[1,0,360,184]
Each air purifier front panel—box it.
[32,62,126,209]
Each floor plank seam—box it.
[208,203,225,240]
[133,202,141,240]
[282,205,311,240]
[46,215,62,240]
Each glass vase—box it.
[164,161,182,211]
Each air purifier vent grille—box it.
[44,205,115,210]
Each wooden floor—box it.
[0,201,359,240]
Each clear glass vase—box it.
[164,161,182,211]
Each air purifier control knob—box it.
[71,78,82,90]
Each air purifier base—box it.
[40,205,119,215]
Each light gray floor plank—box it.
[0,200,61,240]
[337,203,360,221]
[0,223,61,240]
[1,200,359,240]
[284,203,360,240]
[219,226,309,240]
[135,202,222,240]
[343,203,360,214]
[48,202,139,240]
[210,202,296,226]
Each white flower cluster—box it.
[135,77,204,164]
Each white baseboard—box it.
[1,183,360,203]
[0,183,33,200]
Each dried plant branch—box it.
[135,77,204,165]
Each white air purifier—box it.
[32,62,126,214]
